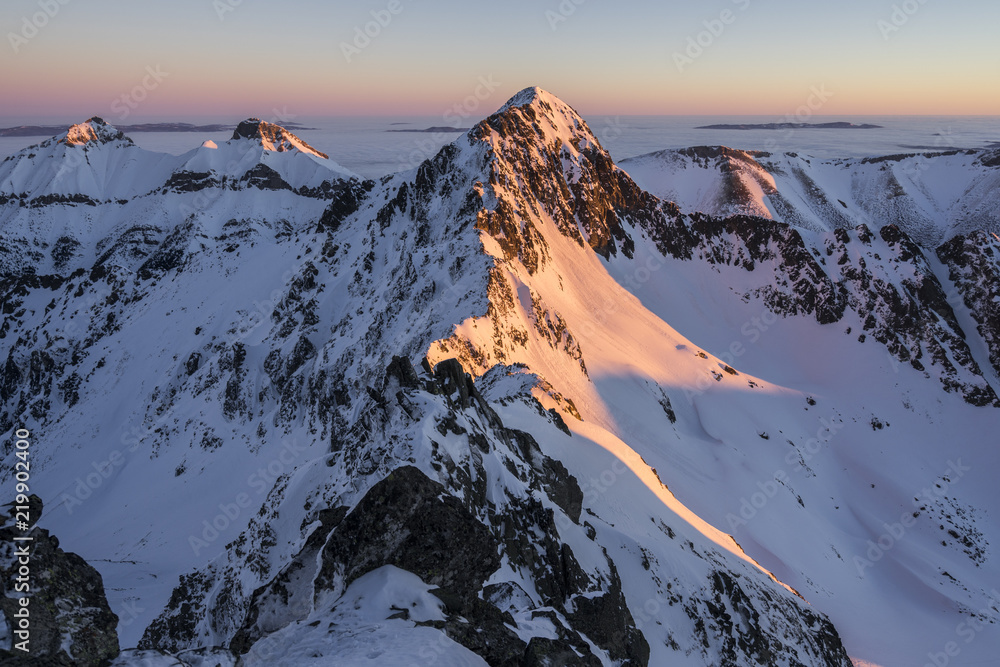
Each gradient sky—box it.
[1,0,998,120]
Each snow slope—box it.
[1,89,998,666]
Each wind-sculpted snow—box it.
[0,89,998,666]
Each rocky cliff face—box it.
[639,214,998,406]
[937,231,1000,380]
[0,498,120,665]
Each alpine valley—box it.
[0,88,998,666]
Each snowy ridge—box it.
[619,146,778,220]
[0,117,357,204]
[621,146,1000,246]
[1,88,999,666]
[0,118,361,278]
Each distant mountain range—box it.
[695,121,882,130]
[619,143,1000,246]
[0,120,318,137]
[386,126,471,133]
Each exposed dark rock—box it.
[541,457,583,523]
[470,98,653,266]
[316,180,373,231]
[0,497,119,665]
[385,355,420,389]
[161,170,218,193]
[184,352,201,376]
[566,575,650,665]
[139,571,211,652]
[229,507,348,656]
[418,596,526,667]
[232,118,329,159]
[240,163,292,192]
[28,193,99,208]
[316,466,501,596]
[683,570,853,667]
[937,231,1000,378]
[50,237,80,270]
[979,150,1000,168]
[547,407,571,435]
[433,358,476,408]
[636,207,996,405]
[137,222,192,281]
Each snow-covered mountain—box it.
[0,116,360,279]
[1,90,998,667]
[620,145,1000,246]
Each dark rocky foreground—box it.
[0,498,119,666]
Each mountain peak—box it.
[231,118,328,159]
[497,86,578,117]
[483,86,598,153]
[59,116,133,147]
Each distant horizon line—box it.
[1,113,998,125]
